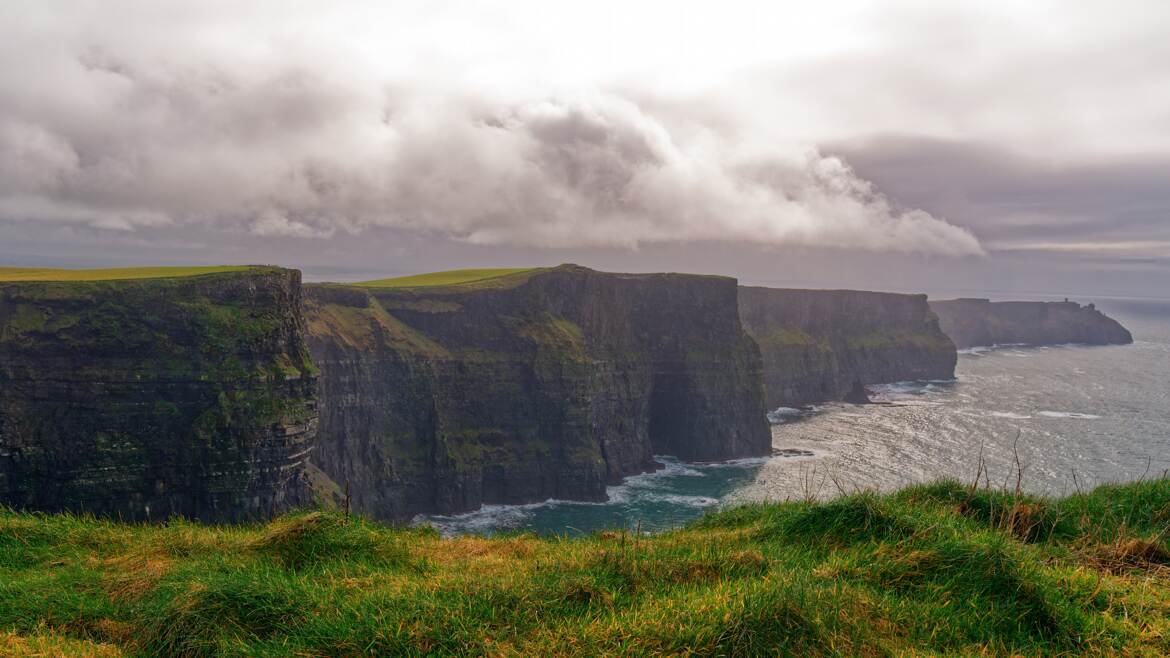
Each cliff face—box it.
[305,265,770,522]
[929,299,1134,349]
[0,268,318,522]
[738,287,957,408]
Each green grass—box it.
[2,479,1168,656]
[355,268,536,288]
[0,266,258,283]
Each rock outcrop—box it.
[738,287,957,409]
[929,299,1133,349]
[304,265,770,522]
[0,268,318,522]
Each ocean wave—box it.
[640,493,720,507]
[684,455,776,470]
[417,502,543,535]
[870,381,925,396]
[416,452,761,534]
[870,379,953,398]
[767,405,821,424]
[1038,411,1102,419]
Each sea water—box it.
[421,296,1170,536]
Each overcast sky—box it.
[2,1,1169,297]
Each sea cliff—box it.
[738,287,957,408]
[929,298,1133,349]
[0,267,318,522]
[304,265,770,522]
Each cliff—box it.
[0,267,318,522]
[304,265,770,522]
[738,287,957,408]
[929,298,1134,349]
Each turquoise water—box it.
[422,296,1170,536]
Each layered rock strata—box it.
[738,287,957,408]
[0,268,318,521]
[304,265,770,522]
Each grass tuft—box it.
[247,511,417,570]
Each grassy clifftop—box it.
[0,266,262,283]
[2,479,1168,656]
[354,267,538,289]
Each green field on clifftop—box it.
[2,479,1169,656]
[355,267,536,288]
[0,266,258,283]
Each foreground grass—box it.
[2,480,1168,657]
[0,266,256,283]
[355,267,535,288]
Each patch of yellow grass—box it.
[0,265,256,282]
[422,535,540,566]
[0,630,124,657]
[100,551,174,602]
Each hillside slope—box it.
[1,479,1167,656]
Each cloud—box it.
[0,2,982,256]
[251,210,335,239]
[828,134,1170,260]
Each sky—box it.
[2,1,1169,297]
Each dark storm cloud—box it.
[827,136,1170,259]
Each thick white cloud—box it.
[0,0,986,255]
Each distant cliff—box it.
[929,299,1133,349]
[0,267,318,522]
[304,265,770,522]
[738,287,957,408]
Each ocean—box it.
[421,295,1170,536]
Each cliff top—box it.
[345,264,735,291]
[1,477,1166,655]
[355,267,539,288]
[739,284,927,300]
[0,265,273,283]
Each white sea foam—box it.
[767,406,814,424]
[1038,411,1102,419]
[870,382,924,397]
[417,502,543,535]
[414,460,716,534]
[694,455,775,468]
[870,380,952,399]
[642,493,720,507]
[990,411,1032,419]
